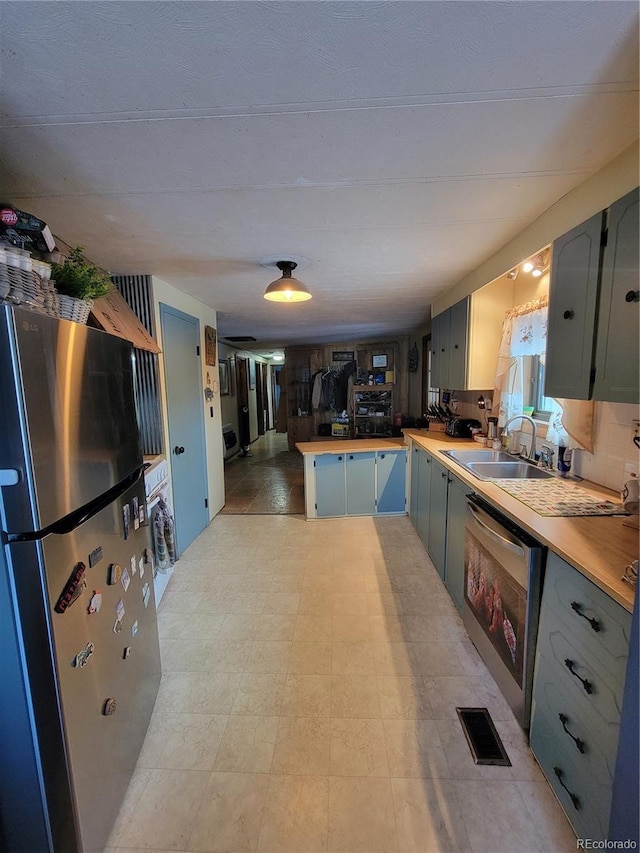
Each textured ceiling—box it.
[1,1,638,349]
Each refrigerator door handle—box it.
[0,469,20,486]
[9,465,145,542]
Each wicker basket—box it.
[56,294,93,324]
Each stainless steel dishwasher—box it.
[464,494,546,730]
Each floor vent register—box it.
[456,707,512,766]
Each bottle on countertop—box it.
[558,445,572,477]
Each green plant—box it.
[51,246,111,301]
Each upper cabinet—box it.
[431,284,512,391]
[545,188,639,403]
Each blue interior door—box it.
[160,304,209,553]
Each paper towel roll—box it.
[621,476,639,514]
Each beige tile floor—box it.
[106,513,576,853]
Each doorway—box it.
[159,304,209,553]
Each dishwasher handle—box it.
[466,501,525,558]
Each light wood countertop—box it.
[296,438,406,455]
[403,429,638,613]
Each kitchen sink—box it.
[464,461,554,480]
[440,449,554,480]
[441,449,514,464]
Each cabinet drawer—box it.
[532,655,618,785]
[544,552,632,687]
[537,624,624,756]
[530,701,611,841]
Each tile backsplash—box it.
[574,401,640,493]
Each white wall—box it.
[151,277,225,519]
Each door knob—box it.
[174,445,185,455]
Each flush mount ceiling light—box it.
[263,261,312,303]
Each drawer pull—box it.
[558,713,585,754]
[553,767,581,811]
[570,601,601,632]
[564,658,593,694]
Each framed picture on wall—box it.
[249,358,256,390]
[372,354,387,368]
[204,325,217,366]
[219,360,230,395]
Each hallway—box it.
[106,510,576,852]
[222,431,305,515]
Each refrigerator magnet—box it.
[115,598,125,622]
[88,545,103,568]
[72,642,95,668]
[132,497,139,530]
[123,646,131,660]
[142,583,150,608]
[122,504,130,540]
[102,698,117,716]
[121,568,131,592]
[55,562,87,613]
[87,591,102,614]
[130,554,137,575]
[131,620,138,637]
[138,557,145,577]
[107,563,122,585]
[112,617,123,634]
[138,504,145,525]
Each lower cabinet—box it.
[530,552,632,841]
[315,453,347,517]
[346,451,376,515]
[313,449,406,518]
[407,441,471,607]
[428,458,449,579]
[444,472,468,612]
[409,444,432,547]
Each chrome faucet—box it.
[540,443,555,470]
[503,414,537,461]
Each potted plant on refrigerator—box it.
[51,246,112,324]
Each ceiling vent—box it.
[225,336,257,342]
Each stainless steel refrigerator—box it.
[0,305,161,852]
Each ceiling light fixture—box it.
[522,260,534,273]
[263,261,312,303]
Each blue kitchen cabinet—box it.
[376,450,406,514]
[346,451,376,515]
[444,472,469,611]
[414,446,432,548]
[530,551,632,841]
[314,453,346,517]
[409,444,421,525]
[428,457,449,579]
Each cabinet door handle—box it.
[338,456,343,461]
[348,455,353,460]
[553,767,581,811]
[563,310,574,320]
[558,713,585,754]
[570,601,601,632]
[441,471,446,478]
[564,658,593,694]
[174,445,185,455]
[625,289,640,303]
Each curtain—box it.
[493,296,594,452]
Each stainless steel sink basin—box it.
[440,449,554,480]
[442,449,514,464]
[465,462,554,480]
